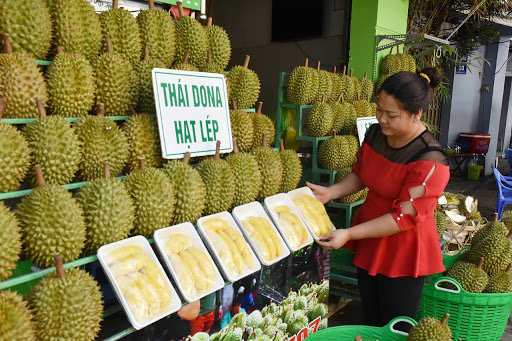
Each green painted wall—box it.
[348,0,409,80]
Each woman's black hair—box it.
[378,67,441,115]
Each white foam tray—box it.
[287,186,336,239]
[263,193,314,251]
[154,222,224,303]
[197,211,261,282]
[232,201,290,266]
[97,236,181,330]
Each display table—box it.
[446,153,485,177]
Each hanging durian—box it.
[251,102,275,149]
[23,100,80,186]
[359,72,374,101]
[230,99,255,153]
[330,66,343,102]
[375,71,392,94]
[0,290,36,341]
[349,69,361,100]
[314,61,333,103]
[306,95,334,137]
[353,93,373,118]
[401,45,416,73]
[339,65,354,103]
[380,46,403,76]
[174,1,208,69]
[318,131,349,170]
[197,141,236,215]
[16,166,86,268]
[339,95,358,135]
[134,46,166,114]
[336,167,368,204]
[205,17,231,70]
[0,34,47,118]
[329,93,346,134]
[227,55,261,109]
[0,201,21,281]
[252,134,284,200]
[162,152,206,225]
[200,50,225,74]
[0,0,51,60]
[76,164,135,253]
[279,139,302,193]
[46,46,95,117]
[124,159,175,237]
[28,254,103,341]
[286,58,319,105]
[0,98,31,192]
[173,51,199,71]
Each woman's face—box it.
[376,91,421,138]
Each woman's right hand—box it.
[306,182,332,204]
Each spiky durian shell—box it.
[252,147,284,200]
[339,74,354,103]
[0,0,51,59]
[46,52,95,117]
[205,25,231,70]
[339,102,357,135]
[0,202,21,281]
[201,62,225,74]
[359,76,374,100]
[16,184,86,268]
[23,116,80,186]
[227,66,260,109]
[434,210,446,236]
[172,62,199,71]
[305,102,333,137]
[407,317,452,341]
[75,116,129,180]
[230,109,254,153]
[0,52,47,118]
[400,52,416,73]
[175,16,207,69]
[123,114,163,171]
[381,53,403,75]
[484,270,512,293]
[330,72,343,101]
[286,66,319,105]
[329,101,345,133]
[134,58,166,114]
[353,99,373,117]
[446,261,488,293]
[99,7,141,65]
[226,152,262,207]
[318,136,349,170]
[28,267,103,341]
[78,0,101,61]
[279,150,302,192]
[162,160,206,225]
[124,167,175,237]
[137,9,175,67]
[350,75,361,99]
[76,177,135,253]
[251,113,275,149]
[0,290,36,341]
[0,122,31,192]
[314,70,333,103]
[196,158,235,215]
[375,73,391,94]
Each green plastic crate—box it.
[305,316,415,341]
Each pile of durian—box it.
[435,192,484,240]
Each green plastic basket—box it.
[418,250,512,341]
[305,316,416,341]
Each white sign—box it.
[152,68,232,159]
[356,116,378,146]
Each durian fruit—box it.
[330,66,343,102]
[279,139,302,193]
[484,264,512,293]
[353,93,373,118]
[286,58,319,105]
[375,71,392,94]
[172,51,199,71]
[306,95,334,137]
[99,0,141,65]
[339,66,354,103]
[75,104,129,180]
[0,34,47,118]
[23,101,80,186]
[94,39,137,116]
[335,167,368,204]
[205,17,231,70]
[502,210,512,230]
[46,47,95,117]
[227,55,261,109]
[162,152,206,225]
[28,254,103,341]
[48,0,101,61]
[230,99,255,153]
[196,141,236,215]
[0,290,36,341]
[0,0,51,59]
[339,95,358,135]
[314,61,333,103]
[16,166,86,268]
[407,314,452,341]
[0,201,21,281]
[359,72,374,101]
[137,0,176,67]
[252,134,284,200]
[380,46,403,76]
[201,50,225,74]
[471,215,508,247]
[76,164,135,253]
[226,137,262,207]
[446,258,488,293]
[329,93,346,133]
[174,2,207,69]
[251,102,275,149]
[123,109,163,171]
[465,230,512,275]
[318,133,356,170]
[434,210,447,236]
[124,159,175,237]
[349,69,361,100]
[134,47,166,114]
[0,99,31,192]
[400,46,416,73]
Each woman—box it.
[309,67,449,328]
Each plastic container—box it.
[197,212,261,282]
[304,316,415,341]
[467,164,482,181]
[457,133,491,154]
[287,186,336,239]
[97,236,182,330]
[153,222,224,302]
[232,201,290,266]
[263,193,313,251]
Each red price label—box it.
[288,317,322,341]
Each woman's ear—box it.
[414,109,423,122]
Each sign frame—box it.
[356,116,379,146]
